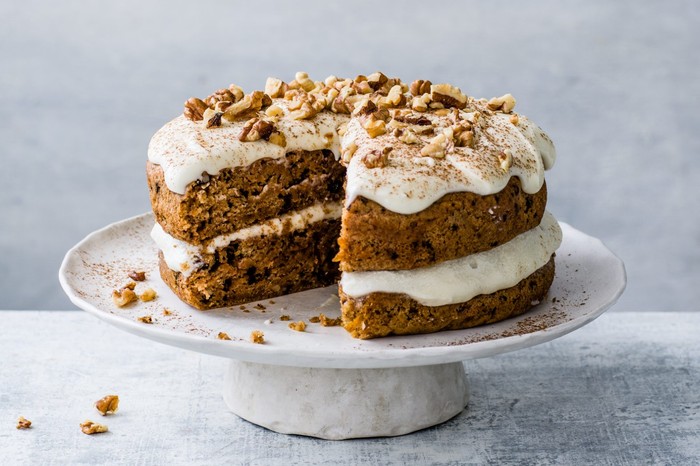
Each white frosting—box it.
[148,101,346,195]
[151,202,342,277]
[342,110,556,214]
[339,211,562,306]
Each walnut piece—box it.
[137,315,153,324]
[319,314,342,327]
[397,128,420,144]
[309,316,321,323]
[498,149,513,171]
[16,416,31,429]
[250,330,265,344]
[431,84,467,109]
[409,79,432,96]
[139,288,157,302]
[288,321,307,332]
[127,271,146,282]
[238,118,275,142]
[265,104,284,117]
[206,112,223,128]
[80,420,108,435]
[452,121,474,148]
[217,332,231,341]
[362,116,387,138]
[265,77,287,98]
[162,309,172,316]
[510,114,520,125]
[279,314,291,321]
[112,288,137,307]
[487,94,516,113]
[94,395,119,416]
[362,146,392,169]
[223,91,268,121]
[420,129,453,158]
[268,132,287,148]
[184,97,207,121]
[341,141,358,163]
[294,71,315,92]
[367,71,389,90]
[411,94,431,112]
[378,85,406,108]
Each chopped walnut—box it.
[162,309,172,316]
[123,282,136,290]
[452,121,474,148]
[361,115,387,138]
[128,271,146,282]
[16,416,31,429]
[206,112,223,128]
[112,288,137,308]
[250,330,265,344]
[367,71,389,90]
[184,97,207,121]
[279,314,291,321]
[80,420,108,435]
[217,332,231,341]
[309,316,321,323]
[510,114,520,125]
[487,93,516,113]
[409,79,432,96]
[223,91,267,121]
[397,128,421,144]
[228,84,245,102]
[498,149,513,171]
[238,118,275,142]
[420,129,453,158]
[294,71,315,92]
[268,132,287,148]
[289,94,326,120]
[139,288,157,302]
[411,94,431,112]
[265,77,287,98]
[319,314,342,327]
[431,83,467,109]
[137,315,153,324]
[265,104,285,117]
[362,146,392,168]
[378,85,406,108]
[288,321,307,332]
[94,395,119,416]
[341,141,358,163]
[205,88,236,108]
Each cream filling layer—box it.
[151,202,343,277]
[339,211,562,307]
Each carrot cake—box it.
[147,72,561,339]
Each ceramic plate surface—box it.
[60,213,625,368]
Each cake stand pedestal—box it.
[59,213,626,440]
[223,360,468,439]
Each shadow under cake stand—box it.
[59,213,626,440]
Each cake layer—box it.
[151,202,342,277]
[147,149,345,243]
[158,218,341,310]
[340,211,561,306]
[339,256,555,339]
[337,177,546,272]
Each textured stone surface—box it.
[1,1,699,310]
[1,311,698,464]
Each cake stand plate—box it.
[59,213,625,439]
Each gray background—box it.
[1,0,698,311]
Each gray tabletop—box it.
[1,1,699,312]
[2,310,698,465]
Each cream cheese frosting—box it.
[148,100,346,195]
[148,98,555,215]
[151,202,342,277]
[339,211,562,306]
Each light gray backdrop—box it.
[1,0,698,311]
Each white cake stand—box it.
[59,213,625,440]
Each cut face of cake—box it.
[147,72,561,338]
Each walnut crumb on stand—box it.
[136,315,153,324]
[217,332,232,340]
[94,395,119,416]
[250,330,265,344]
[288,321,307,332]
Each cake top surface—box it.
[148,72,556,213]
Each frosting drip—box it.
[339,211,562,306]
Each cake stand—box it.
[59,213,626,440]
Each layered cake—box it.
[148,72,561,339]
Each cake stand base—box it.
[222,360,469,440]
